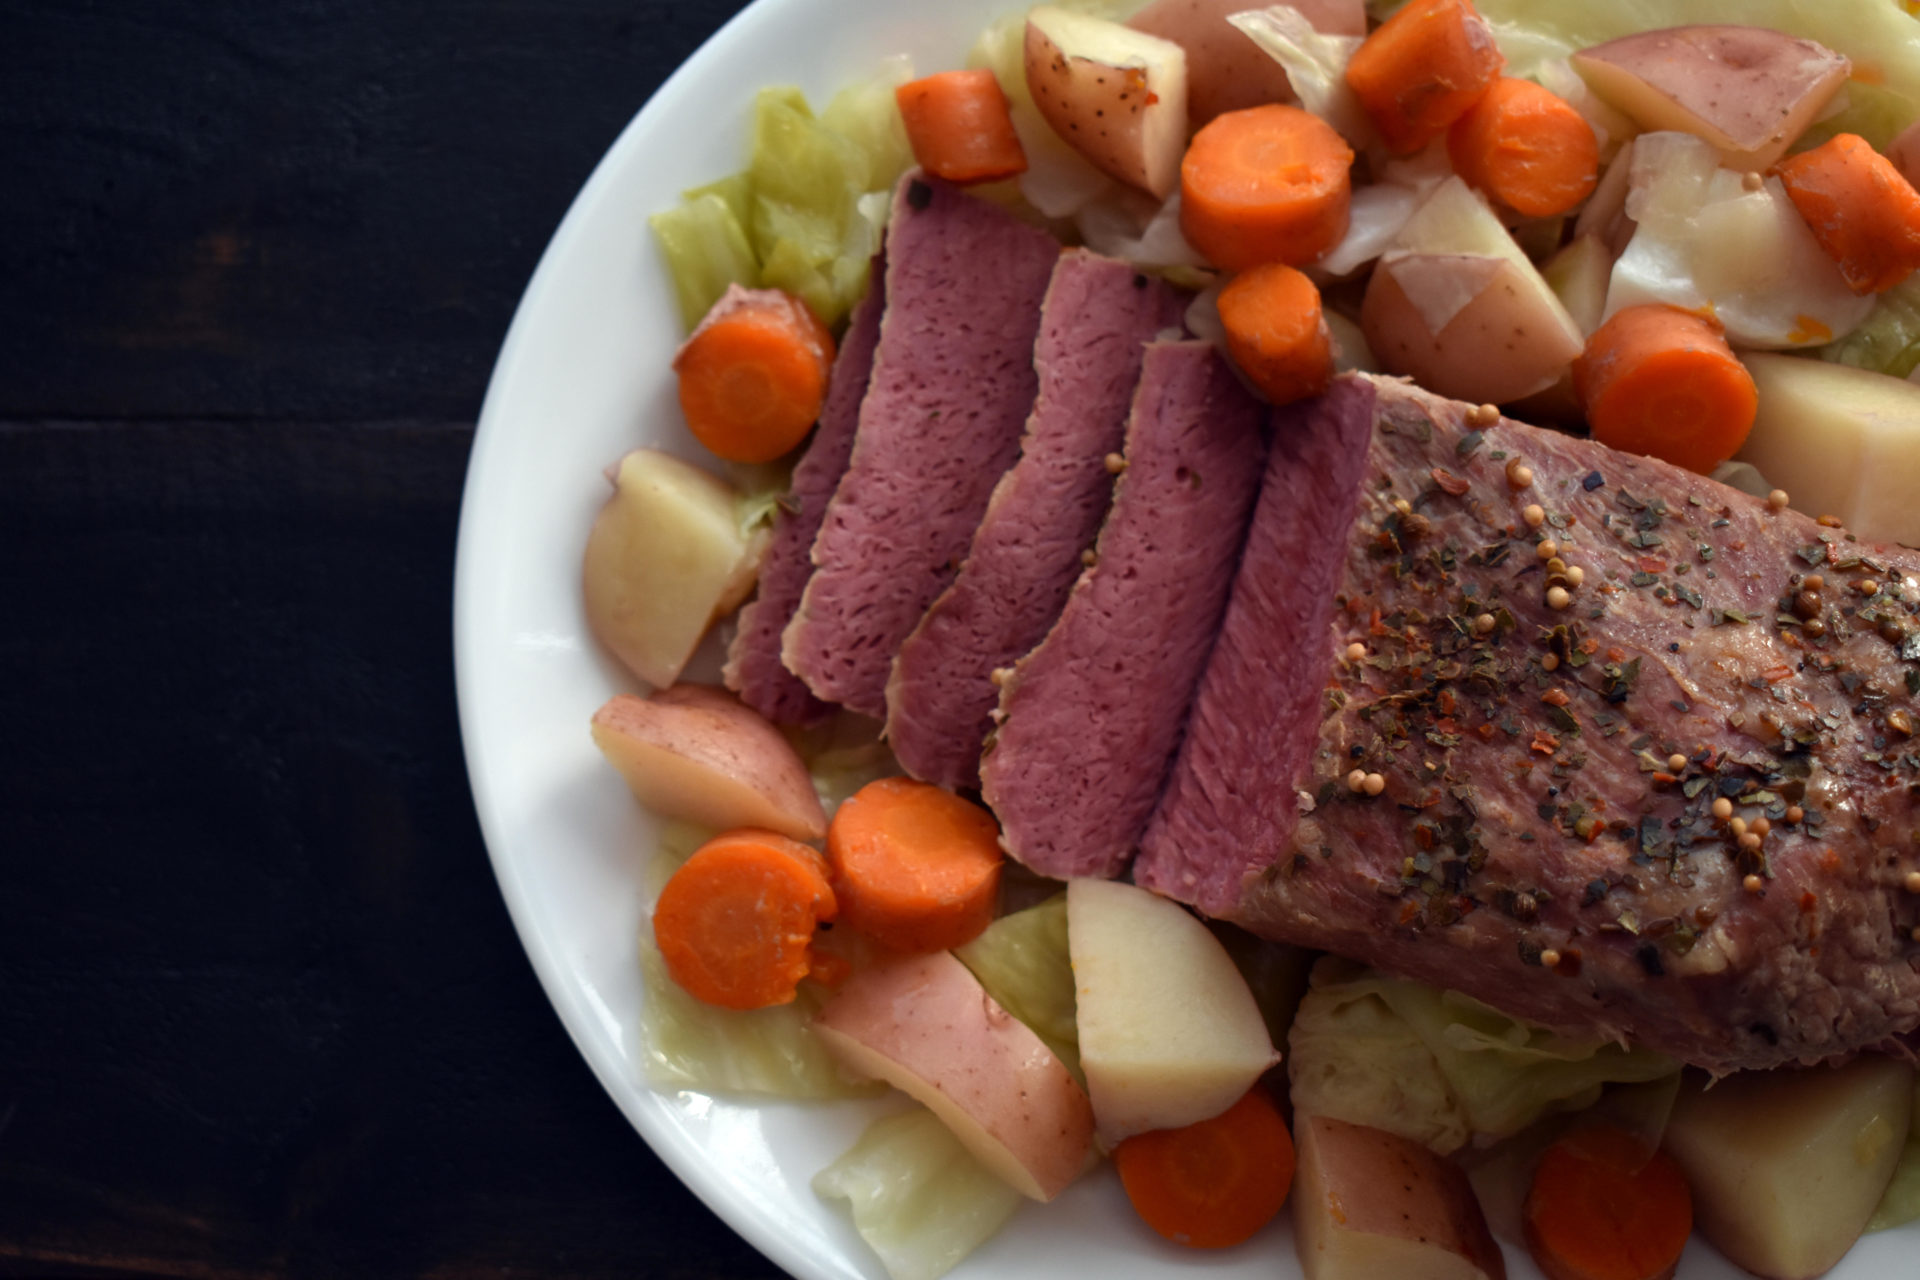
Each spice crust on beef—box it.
[1139,373,1920,1073]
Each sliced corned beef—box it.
[781,174,1061,720]
[981,340,1266,880]
[723,256,886,724]
[884,251,1188,789]
[1138,372,1920,1072]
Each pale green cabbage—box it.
[814,1107,1024,1280]
[1819,275,1920,377]
[1289,958,1678,1153]
[648,192,760,331]
[953,894,1080,1082]
[1869,1081,1920,1232]
[1472,0,1920,149]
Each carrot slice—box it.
[1217,263,1334,404]
[1572,304,1758,475]
[1775,132,1920,295]
[825,777,1002,952]
[1178,104,1353,271]
[895,69,1027,185]
[1113,1086,1296,1249]
[673,286,836,463]
[1524,1125,1692,1280]
[1447,76,1599,218]
[1345,0,1505,154]
[652,828,838,1010]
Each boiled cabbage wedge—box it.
[1289,957,1677,1154]
[813,1107,1023,1280]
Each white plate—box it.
[451,0,1917,1276]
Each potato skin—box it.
[1024,7,1188,198]
[591,684,827,841]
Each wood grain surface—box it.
[0,1,800,1275]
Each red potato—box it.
[1571,25,1850,171]
[582,449,767,689]
[591,685,827,842]
[1360,178,1583,405]
[814,950,1095,1201]
[1292,1113,1506,1280]
[1024,5,1189,198]
[1127,0,1364,125]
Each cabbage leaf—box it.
[953,894,1080,1082]
[1289,958,1677,1153]
[1819,275,1920,378]
[814,1107,1023,1280]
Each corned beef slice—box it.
[1138,372,1920,1073]
[781,174,1060,720]
[723,256,886,724]
[982,340,1266,881]
[884,251,1188,789]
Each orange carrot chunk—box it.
[1345,0,1505,154]
[825,776,1003,953]
[1179,104,1353,271]
[1217,263,1334,404]
[1775,132,1920,295]
[1114,1086,1296,1249]
[1572,304,1758,475]
[652,828,839,1011]
[895,69,1028,185]
[1524,1126,1693,1280]
[674,286,836,464]
[1447,76,1599,218]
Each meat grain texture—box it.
[885,251,1188,789]
[1138,373,1920,1072]
[983,340,1267,881]
[723,256,886,724]
[782,174,1061,719]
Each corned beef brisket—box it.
[782,173,1060,720]
[885,251,1187,789]
[1138,373,1920,1072]
[982,340,1265,881]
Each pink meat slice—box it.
[883,251,1188,789]
[722,255,886,724]
[781,174,1061,720]
[981,340,1267,880]
[1138,373,1920,1073]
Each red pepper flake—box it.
[1760,664,1794,683]
[1369,609,1389,637]
[1820,849,1842,873]
[1580,639,1601,655]
[1530,730,1561,754]
[1431,467,1470,496]
[1437,689,1457,716]
[1434,716,1462,735]
[1477,723,1496,740]
[1414,825,1436,850]
[1729,539,1747,550]
[1635,556,1668,574]
[1542,689,1572,707]
[1799,891,1817,913]
[1652,771,1680,785]
[1398,901,1420,926]
[1605,647,1627,663]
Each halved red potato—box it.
[1024,5,1188,198]
[815,950,1095,1202]
[1360,178,1583,405]
[1293,1113,1506,1280]
[1127,0,1363,125]
[1571,25,1849,171]
[591,684,827,842]
[582,449,766,688]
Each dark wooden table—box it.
[0,2,792,1274]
